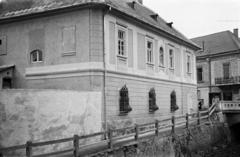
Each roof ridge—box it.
[191,30,229,40]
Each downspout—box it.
[102,5,111,132]
[207,57,212,105]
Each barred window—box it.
[119,85,132,115]
[170,90,179,112]
[149,88,159,113]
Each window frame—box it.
[159,46,164,67]
[169,48,175,69]
[146,37,154,65]
[116,25,128,59]
[223,62,230,79]
[197,66,203,82]
[187,54,192,74]
[30,49,43,64]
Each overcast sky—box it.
[144,0,240,39]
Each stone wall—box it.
[0,89,102,156]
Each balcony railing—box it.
[215,76,240,85]
[220,101,240,112]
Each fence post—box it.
[73,135,79,157]
[171,116,175,134]
[26,141,32,157]
[208,108,211,122]
[197,111,200,125]
[155,120,159,136]
[186,113,189,129]
[108,129,113,149]
[135,124,139,141]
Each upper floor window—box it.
[30,49,43,63]
[118,29,127,57]
[169,49,174,69]
[197,67,203,82]
[159,47,164,67]
[223,62,230,79]
[146,40,153,64]
[187,55,191,73]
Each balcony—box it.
[215,76,240,85]
[220,101,240,113]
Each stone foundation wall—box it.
[106,75,197,129]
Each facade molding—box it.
[25,62,196,87]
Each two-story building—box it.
[0,0,200,129]
[192,29,240,108]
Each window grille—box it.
[170,90,179,112]
[149,88,159,113]
[119,85,132,115]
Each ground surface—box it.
[204,143,240,157]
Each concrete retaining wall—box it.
[0,89,102,156]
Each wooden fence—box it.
[0,105,217,157]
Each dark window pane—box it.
[223,63,230,79]
[197,67,203,82]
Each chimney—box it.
[233,28,238,38]
[137,0,142,4]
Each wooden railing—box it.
[0,110,216,157]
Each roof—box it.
[0,64,15,72]
[191,31,240,57]
[0,0,199,50]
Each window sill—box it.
[169,68,174,71]
[31,61,43,64]
[146,62,154,66]
[159,65,165,68]
[62,52,76,57]
[197,81,204,83]
[117,55,127,60]
[119,111,129,116]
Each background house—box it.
[0,0,199,151]
[192,29,240,108]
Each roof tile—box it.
[0,0,198,49]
